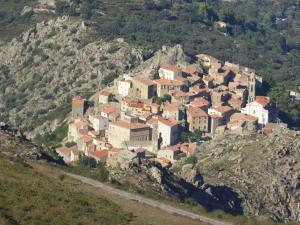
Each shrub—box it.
[23,56,34,67]
[65,142,77,148]
[89,56,96,62]
[107,45,119,54]
[101,72,118,85]
[90,74,97,80]
[185,156,198,166]
[46,29,57,38]
[63,50,76,57]
[99,56,108,61]
[77,157,97,169]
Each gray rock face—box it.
[0,16,188,138]
[178,130,300,222]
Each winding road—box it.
[65,172,232,225]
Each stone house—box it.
[106,120,151,148]
[78,136,94,154]
[101,105,120,121]
[68,119,89,143]
[162,102,180,121]
[227,112,258,132]
[208,105,234,124]
[132,76,157,99]
[190,97,210,111]
[154,79,184,97]
[72,96,85,118]
[157,146,185,163]
[186,106,209,133]
[99,90,113,104]
[89,115,109,134]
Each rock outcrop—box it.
[0,16,188,138]
[178,130,300,222]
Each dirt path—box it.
[65,172,233,225]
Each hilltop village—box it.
[56,54,286,168]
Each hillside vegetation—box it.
[0,156,134,225]
[55,0,300,126]
[0,0,299,128]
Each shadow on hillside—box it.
[161,169,243,215]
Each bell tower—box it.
[248,72,256,103]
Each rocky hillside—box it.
[178,130,300,222]
[0,15,190,138]
[0,16,142,136]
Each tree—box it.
[78,157,97,169]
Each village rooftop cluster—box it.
[56,54,287,168]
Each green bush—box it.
[63,50,76,57]
[101,72,118,85]
[185,156,198,166]
[107,45,119,54]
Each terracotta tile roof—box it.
[146,116,159,126]
[164,102,179,112]
[183,64,198,75]
[102,106,118,115]
[230,113,258,122]
[187,106,208,117]
[74,119,88,128]
[210,114,224,119]
[153,78,184,86]
[215,105,233,113]
[160,64,182,73]
[111,120,150,130]
[203,76,214,82]
[79,136,93,143]
[110,148,124,153]
[195,54,219,64]
[89,150,108,159]
[263,122,287,134]
[180,143,197,155]
[129,102,144,109]
[188,75,201,82]
[154,157,172,167]
[56,147,71,155]
[190,97,210,108]
[171,90,195,97]
[174,76,188,83]
[99,90,112,97]
[72,97,84,106]
[158,118,178,127]
[256,96,270,107]
[134,76,155,86]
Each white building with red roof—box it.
[158,118,179,148]
[56,146,79,163]
[241,96,278,126]
[89,114,109,134]
[99,90,113,104]
[159,64,182,80]
[88,149,109,162]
